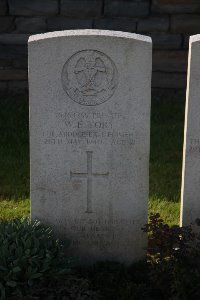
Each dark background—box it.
[0,0,200,95]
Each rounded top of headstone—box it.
[190,34,200,44]
[28,29,152,44]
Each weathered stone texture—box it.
[47,17,92,31]
[94,18,137,32]
[181,35,200,227]
[138,15,169,32]
[152,0,200,14]
[15,17,47,33]
[149,32,182,49]
[0,0,7,15]
[0,17,14,33]
[29,30,151,263]
[171,15,200,34]
[152,72,186,89]
[153,51,188,72]
[105,0,150,18]
[61,0,102,17]
[8,0,58,16]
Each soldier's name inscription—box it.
[42,109,135,146]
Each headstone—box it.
[181,34,200,227]
[29,30,152,263]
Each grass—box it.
[0,94,185,225]
[0,199,29,220]
[149,94,185,225]
[0,97,29,220]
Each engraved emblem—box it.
[61,50,118,106]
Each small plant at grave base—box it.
[2,214,200,300]
[143,213,200,299]
[0,218,72,299]
[0,218,102,300]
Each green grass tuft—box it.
[0,199,29,220]
[149,197,180,226]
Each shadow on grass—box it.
[150,95,185,203]
[0,96,29,199]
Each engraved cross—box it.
[70,151,109,213]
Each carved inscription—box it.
[42,110,135,147]
[55,217,135,249]
[70,151,109,213]
[61,50,118,106]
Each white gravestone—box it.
[29,30,152,263]
[181,35,200,227]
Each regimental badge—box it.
[61,50,118,106]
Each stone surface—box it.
[94,18,136,32]
[181,35,200,226]
[171,15,200,34]
[153,50,187,72]
[152,0,200,14]
[61,0,102,17]
[0,0,7,15]
[47,17,92,31]
[8,0,58,16]
[152,72,186,89]
[29,29,152,263]
[0,17,14,33]
[149,32,182,49]
[105,0,150,18]
[15,17,47,33]
[138,15,169,32]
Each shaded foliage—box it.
[143,213,200,299]
[1,214,200,299]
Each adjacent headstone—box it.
[29,30,152,263]
[181,34,200,227]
